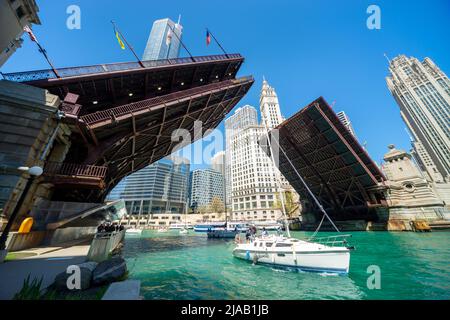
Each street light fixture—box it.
[0,166,43,258]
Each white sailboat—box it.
[179,207,189,235]
[232,113,353,274]
[233,233,352,274]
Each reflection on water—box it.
[123,230,450,300]
[124,233,225,256]
[123,231,366,300]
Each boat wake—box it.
[319,272,339,277]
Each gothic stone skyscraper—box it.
[386,55,450,182]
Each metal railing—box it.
[308,234,353,248]
[94,230,124,239]
[43,161,107,178]
[1,53,243,83]
[80,76,254,126]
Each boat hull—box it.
[233,248,350,274]
[207,230,240,238]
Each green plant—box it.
[4,253,17,261]
[13,275,43,300]
[94,285,109,300]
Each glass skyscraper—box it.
[142,17,183,61]
[189,169,225,208]
[107,156,190,215]
[386,55,450,182]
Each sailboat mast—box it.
[270,134,341,233]
[262,119,291,237]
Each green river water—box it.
[122,231,450,300]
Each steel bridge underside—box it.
[83,77,253,197]
[265,97,388,221]
[3,54,253,202]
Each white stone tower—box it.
[260,77,284,130]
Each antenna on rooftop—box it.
[384,53,391,65]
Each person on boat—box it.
[245,229,251,242]
[262,227,269,237]
[97,223,105,234]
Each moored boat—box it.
[207,229,240,238]
[251,221,282,231]
[194,222,227,233]
[169,223,193,230]
[125,227,143,235]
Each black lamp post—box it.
[0,166,43,252]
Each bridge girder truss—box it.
[265,97,387,221]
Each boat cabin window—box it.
[254,242,258,247]
[259,242,263,247]
[275,243,292,248]
[265,242,273,247]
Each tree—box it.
[209,197,225,214]
[272,191,299,218]
[197,205,209,215]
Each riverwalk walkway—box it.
[0,241,90,300]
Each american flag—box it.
[206,30,211,46]
[23,25,38,43]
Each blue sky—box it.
[2,0,450,170]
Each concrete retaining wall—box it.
[46,226,97,246]
[6,231,46,251]
[0,80,61,226]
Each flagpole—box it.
[167,24,195,62]
[111,21,145,68]
[166,41,172,60]
[206,28,229,58]
[36,42,60,78]
[23,26,60,78]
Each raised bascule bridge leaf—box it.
[3,54,253,202]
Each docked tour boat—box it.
[251,221,282,231]
[194,222,227,233]
[207,228,239,239]
[169,223,193,230]
[206,221,249,238]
